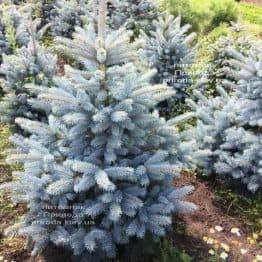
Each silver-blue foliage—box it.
[138,14,196,117]
[139,14,196,94]
[216,45,262,192]
[108,0,159,33]
[36,0,57,26]
[229,45,262,128]
[0,16,9,65]
[2,1,196,259]
[0,4,39,66]
[50,0,88,38]
[0,19,57,125]
[185,45,262,193]
[204,24,253,94]
[1,5,32,47]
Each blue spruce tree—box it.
[34,0,56,27]
[185,45,262,193]
[2,1,196,260]
[184,85,238,176]
[0,4,37,64]
[138,13,196,117]
[0,14,10,65]
[1,5,32,48]
[204,23,253,95]
[1,0,26,4]
[50,0,88,38]
[215,46,262,192]
[0,19,57,125]
[107,0,159,35]
[1,0,85,38]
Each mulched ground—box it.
[173,172,261,262]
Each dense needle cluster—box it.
[2,1,196,260]
[0,19,57,126]
[139,13,196,117]
[49,0,88,38]
[0,14,9,65]
[108,0,159,35]
[185,45,262,192]
[204,25,253,94]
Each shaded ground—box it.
[173,172,262,262]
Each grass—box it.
[239,2,262,26]
[0,124,13,183]
[242,21,262,38]
[167,0,239,33]
[214,185,262,233]
[153,238,192,262]
[188,0,262,91]
[0,124,27,260]
[198,172,262,234]
[239,2,262,38]
[187,23,231,91]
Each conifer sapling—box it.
[204,24,253,95]
[0,19,57,125]
[50,0,88,38]
[2,1,196,259]
[108,0,159,35]
[139,13,196,117]
[184,45,262,193]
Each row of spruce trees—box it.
[0,0,261,260]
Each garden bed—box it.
[173,172,261,261]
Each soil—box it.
[173,172,261,262]
[0,192,28,261]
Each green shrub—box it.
[205,23,231,42]
[239,3,262,25]
[167,0,239,32]
[209,0,239,29]
[167,0,212,33]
